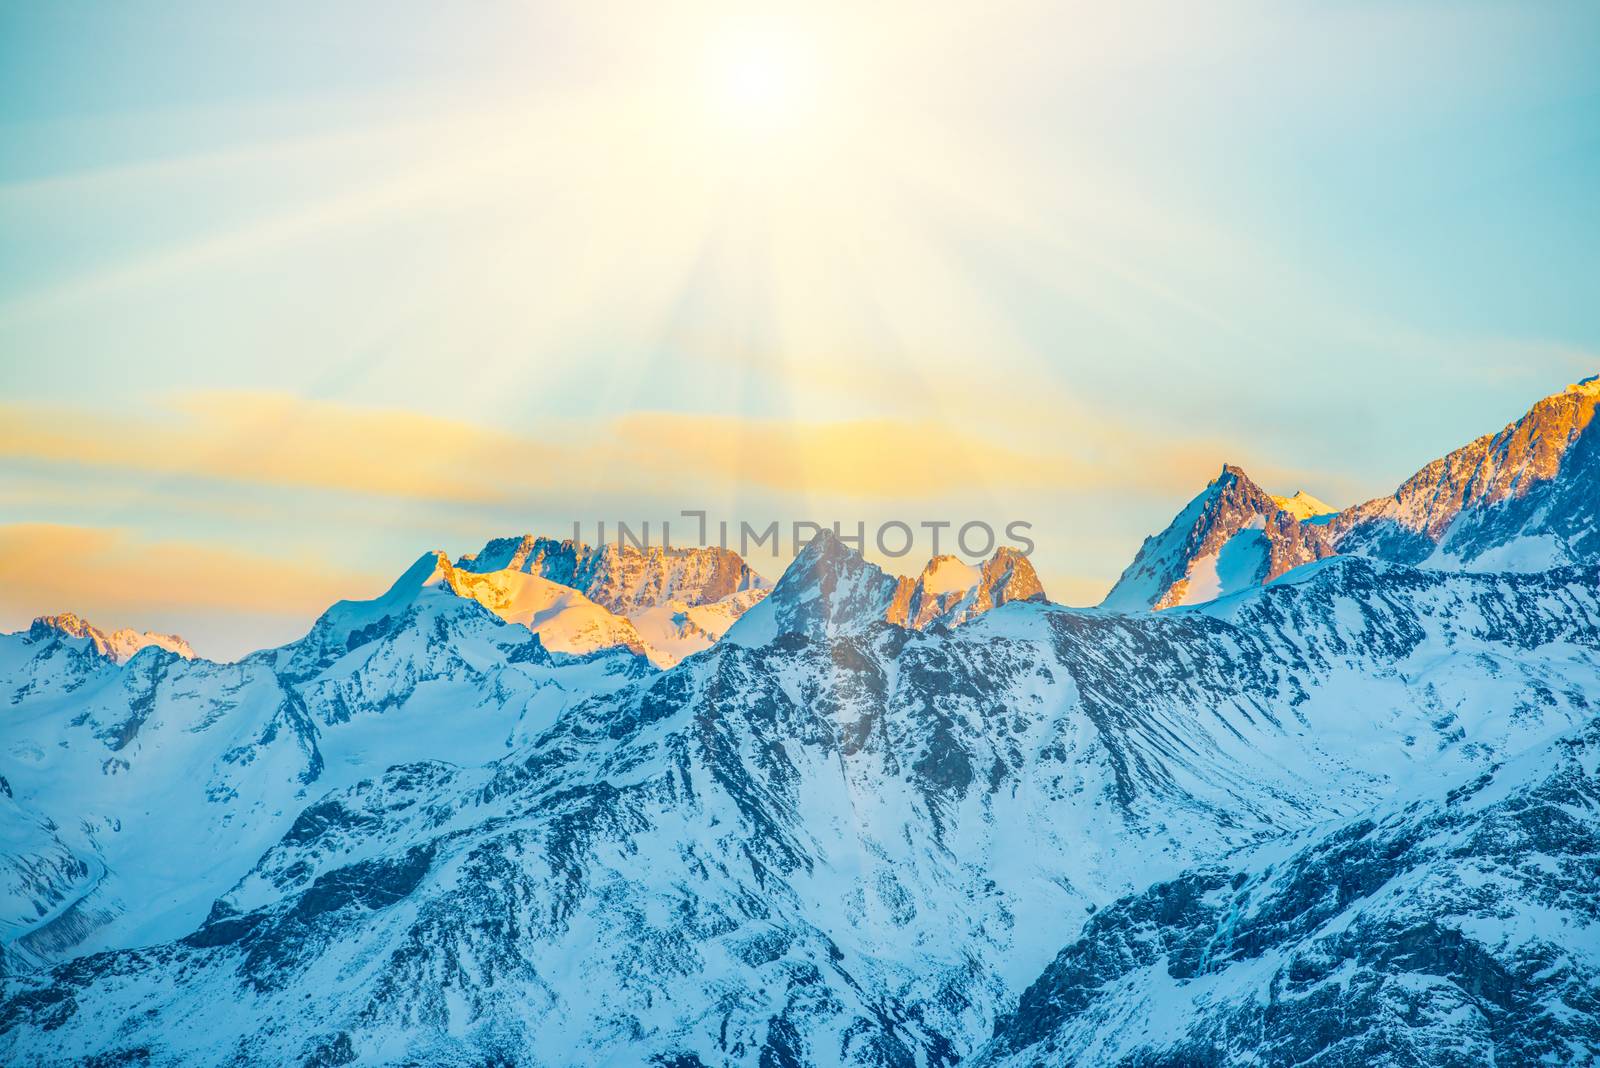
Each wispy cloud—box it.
[2,389,1341,505]
[0,523,383,642]
[0,391,551,504]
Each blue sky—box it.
[2,1,1597,656]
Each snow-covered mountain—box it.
[3,529,1596,1064]
[727,540,1045,645]
[455,535,771,666]
[1269,489,1335,521]
[1103,376,1600,610]
[0,534,1041,977]
[28,613,195,664]
[457,535,768,616]
[1099,464,1335,611]
[428,552,654,662]
[902,548,1046,629]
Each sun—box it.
[703,21,825,138]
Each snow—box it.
[1427,531,1568,573]
[28,613,195,664]
[439,565,649,661]
[918,555,982,596]
[1270,490,1337,520]
[626,588,770,667]
[1176,525,1267,606]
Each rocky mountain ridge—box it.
[1103,376,1600,610]
[27,613,194,665]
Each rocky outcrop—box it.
[456,535,767,615]
[1101,465,1337,610]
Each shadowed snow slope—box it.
[975,717,1600,1067]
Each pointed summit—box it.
[725,530,907,646]
[727,533,1050,645]
[899,548,1047,628]
[1102,465,1334,611]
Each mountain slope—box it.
[0,553,649,968]
[976,717,1600,1067]
[1100,465,1335,611]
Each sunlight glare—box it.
[704,22,824,138]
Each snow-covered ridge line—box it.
[28,612,194,664]
[1104,374,1600,610]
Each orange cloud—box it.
[22,391,584,503]
[610,412,1091,497]
[0,523,382,628]
[0,389,1348,507]
[0,391,567,503]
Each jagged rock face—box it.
[976,721,1600,1068]
[457,535,768,615]
[1104,377,1600,610]
[899,549,1046,629]
[1332,376,1600,571]
[27,613,194,664]
[4,550,1596,1066]
[730,535,1048,643]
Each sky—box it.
[2,0,1598,658]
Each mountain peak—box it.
[727,535,1049,644]
[456,533,765,615]
[726,530,900,646]
[1102,464,1330,611]
[29,612,195,664]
